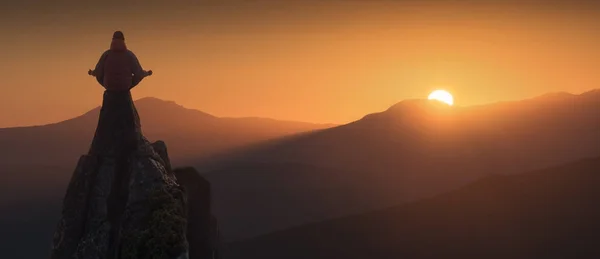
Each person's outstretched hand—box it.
[147,70,153,76]
[88,69,94,76]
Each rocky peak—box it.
[50,91,219,259]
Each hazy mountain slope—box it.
[225,156,600,259]
[195,89,600,241]
[0,97,331,167]
[210,89,600,174]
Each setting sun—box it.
[428,90,454,106]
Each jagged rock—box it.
[51,91,189,259]
[174,167,221,259]
[152,141,172,174]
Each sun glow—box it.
[428,90,454,106]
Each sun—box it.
[428,90,454,106]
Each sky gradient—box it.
[1,0,600,127]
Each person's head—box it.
[110,31,127,51]
[112,31,125,41]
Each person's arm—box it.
[92,51,109,77]
[91,51,109,86]
[129,51,149,88]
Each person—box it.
[88,31,152,90]
[86,31,153,157]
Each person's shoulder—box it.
[101,49,115,58]
[126,50,139,58]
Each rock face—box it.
[50,91,191,259]
[173,167,221,259]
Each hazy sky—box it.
[1,0,600,127]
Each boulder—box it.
[174,167,221,259]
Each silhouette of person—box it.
[87,31,152,157]
[88,31,152,90]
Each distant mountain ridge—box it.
[194,88,600,241]
[0,96,333,210]
[0,97,333,167]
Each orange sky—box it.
[1,0,600,127]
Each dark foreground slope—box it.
[225,157,600,259]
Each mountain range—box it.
[193,89,600,241]
[0,97,332,203]
[0,97,333,167]
[1,90,599,258]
